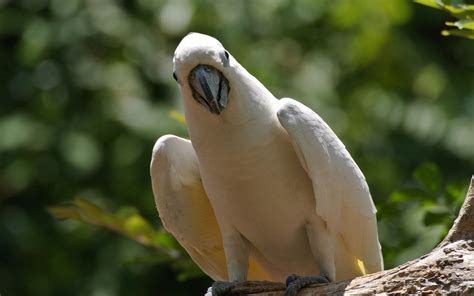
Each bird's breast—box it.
[189,117,320,278]
[193,120,315,232]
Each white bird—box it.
[151,33,383,295]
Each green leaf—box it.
[413,162,441,194]
[423,206,451,226]
[115,206,139,218]
[152,232,179,249]
[74,197,110,222]
[47,205,82,220]
[444,183,467,203]
[123,214,154,236]
[442,29,474,38]
[415,0,474,39]
[448,19,474,30]
[47,198,182,259]
[389,188,432,203]
[414,0,443,9]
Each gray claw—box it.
[285,274,300,286]
[284,274,329,296]
[211,281,238,296]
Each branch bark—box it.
[223,176,474,295]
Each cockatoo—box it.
[151,33,383,295]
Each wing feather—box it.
[277,98,383,278]
[150,135,269,281]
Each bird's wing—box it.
[150,135,268,281]
[277,98,383,278]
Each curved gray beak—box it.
[188,65,230,115]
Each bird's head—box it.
[173,33,233,115]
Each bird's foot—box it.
[207,281,238,296]
[284,274,329,296]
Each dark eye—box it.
[224,50,229,61]
[172,71,178,81]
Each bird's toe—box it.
[284,274,329,296]
[285,274,300,286]
[210,281,238,296]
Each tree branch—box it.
[221,176,474,295]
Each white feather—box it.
[277,98,383,275]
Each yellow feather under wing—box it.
[184,183,270,281]
[356,258,367,275]
[248,257,271,281]
[334,213,382,280]
[159,174,269,280]
[173,182,228,281]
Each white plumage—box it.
[150,33,383,284]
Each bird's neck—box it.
[227,67,277,124]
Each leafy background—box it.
[1,0,473,295]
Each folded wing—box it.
[150,135,269,281]
[277,98,383,279]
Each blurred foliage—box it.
[47,198,178,255]
[47,198,204,281]
[416,0,474,38]
[1,0,473,295]
[378,162,468,267]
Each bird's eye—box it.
[224,50,229,61]
[173,71,178,82]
